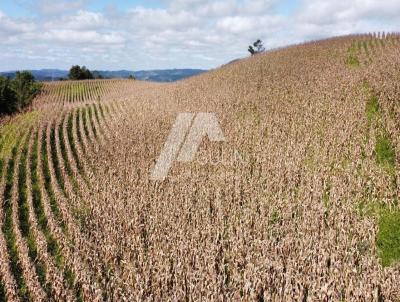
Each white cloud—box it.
[34,0,88,15]
[127,7,199,30]
[62,10,108,30]
[196,1,237,17]
[40,29,125,44]
[239,0,278,15]
[217,16,257,33]
[298,0,400,24]
[0,10,35,34]
[217,15,283,34]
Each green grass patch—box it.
[346,55,360,67]
[375,134,396,170]
[268,211,281,226]
[0,111,40,160]
[357,202,400,267]
[377,209,400,267]
[366,94,379,122]
[346,42,361,67]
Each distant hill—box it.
[0,69,207,82]
[132,69,207,82]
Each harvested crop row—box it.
[2,130,46,301]
[28,130,76,301]
[17,130,52,298]
[40,123,67,232]
[1,33,399,301]
[66,111,89,187]
[37,121,104,300]
[58,115,80,194]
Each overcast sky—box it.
[0,0,399,71]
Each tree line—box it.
[0,71,42,115]
[67,65,135,80]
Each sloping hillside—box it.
[0,34,399,301]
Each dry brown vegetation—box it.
[0,33,399,301]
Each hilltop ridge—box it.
[0,34,399,301]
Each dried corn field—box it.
[0,33,400,301]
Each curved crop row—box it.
[81,108,92,145]
[67,112,85,177]
[40,126,66,232]
[58,115,79,194]
[75,108,86,155]
[17,131,52,297]
[2,136,30,301]
[87,106,98,141]
[49,123,67,197]
[32,128,84,300]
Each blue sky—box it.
[0,0,399,71]
[1,0,164,16]
[0,0,300,18]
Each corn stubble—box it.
[0,33,400,301]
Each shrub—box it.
[68,65,94,80]
[0,72,42,115]
[12,72,42,108]
[248,39,265,56]
[0,77,18,114]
